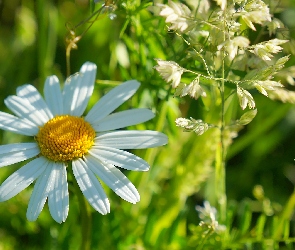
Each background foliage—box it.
[0,0,295,249]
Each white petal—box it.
[84,155,140,204]
[89,146,149,171]
[96,130,168,149]
[0,157,48,201]
[4,95,48,126]
[48,162,69,223]
[0,111,39,136]
[26,161,54,221]
[72,158,110,215]
[0,143,40,168]
[63,62,97,116]
[16,84,53,120]
[90,109,155,132]
[44,76,64,116]
[85,80,140,124]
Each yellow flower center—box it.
[36,115,95,162]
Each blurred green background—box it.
[0,0,295,249]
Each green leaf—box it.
[90,0,95,13]
[239,201,252,235]
[238,109,257,125]
[255,214,266,240]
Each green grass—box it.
[0,0,295,249]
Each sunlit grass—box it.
[0,0,295,249]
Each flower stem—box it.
[215,8,227,224]
[36,0,47,83]
[66,46,72,77]
[36,0,57,84]
[214,140,226,224]
[69,166,92,250]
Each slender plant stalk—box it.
[66,46,73,77]
[273,188,295,239]
[36,0,47,84]
[215,8,227,224]
[69,166,92,250]
[197,230,214,250]
[65,6,105,76]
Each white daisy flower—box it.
[0,62,168,223]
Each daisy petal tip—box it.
[124,198,137,205]
[162,134,169,145]
[130,195,140,204]
[59,216,68,224]
[145,109,155,120]
[151,111,156,119]
[26,213,37,222]
[52,213,68,224]
[139,164,150,172]
[143,167,150,172]
[4,95,12,105]
[101,209,110,215]
[99,201,110,215]
[26,205,41,222]
[125,190,140,204]
[124,79,141,89]
[47,75,59,83]
[16,84,30,94]
[163,134,169,144]
[81,61,97,72]
[53,218,62,224]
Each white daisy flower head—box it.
[0,62,168,223]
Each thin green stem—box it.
[183,68,262,86]
[215,7,227,225]
[69,166,92,250]
[65,6,104,76]
[66,45,74,77]
[273,188,295,239]
[175,32,212,76]
[197,229,214,250]
[36,0,47,85]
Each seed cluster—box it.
[36,115,95,162]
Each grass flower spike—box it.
[234,0,271,31]
[0,62,168,223]
[248,39,288,61]
[196,201,226,233]
[218,36,250,60]
[154,59,184,88]
[158,0,193,32]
